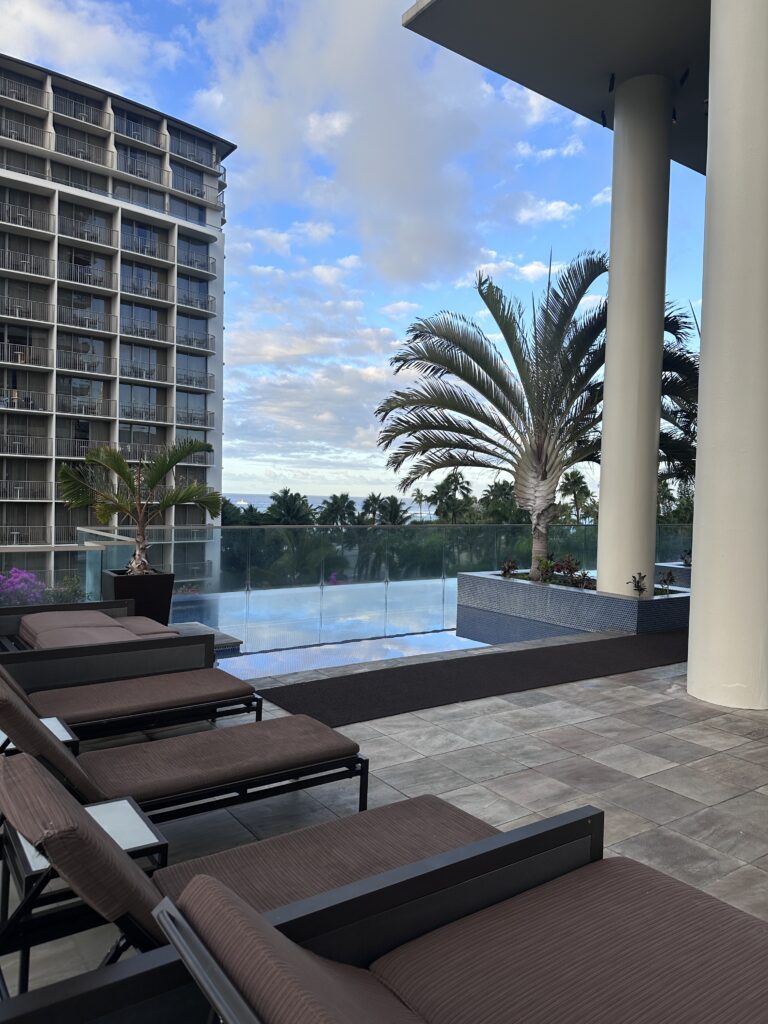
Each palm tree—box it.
[264,488,315,525]
[361,492,386,524]
[411,487,429,521]
[317,492,357,526]
[657,479,676,519]
[428,469,474,524]
[377,252,697,578]
[58,440,222,574]
[480,479,527,524]
[559,469,591,525]
[379,495,411,525]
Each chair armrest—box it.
[267,806,603,966]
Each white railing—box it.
[119,403,173,423]
[56,394,116,417]
[0,434,51,456]
[52,94,110,129]
[120,362,172,383]
[121,233,175,262]
[176,371,214,390]
[0,296,54,323]
[114,117,165,149]
[176,408,214,427]
[58,263,118,289]
[177,292,215,312]
[56,350,116,375]
[0,342,52,367]
[0,525,50,545]
[120,319,174,342]
[55,134,112,167]
[58,216,117,247]
[176,331,214,352]
[0,118,50,148]
[0,249,53,277]
[120,277,174,301]
[57,306,118,333]
[0,202,54,232]
[0,77,47,109]
[0,480,51,500]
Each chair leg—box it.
[358,757,369,812]
[99,934,130,968]
[255,696,264,722]
[0,859,9,925]
[17,946,29,995]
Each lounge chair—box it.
[17,610,179,650]
[0,663,261,741]
[0,678,368,824]
[0,754,496,998]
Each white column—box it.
[596,75,671,597]
[688,0,768,708]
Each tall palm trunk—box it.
[127,517,152,574]
[514,444,563,578]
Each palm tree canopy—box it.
[264,488,315,525]
[379,495,411,525]
[317,493,357,526]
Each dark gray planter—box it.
[101,569,175,625]
[456,571,690,646]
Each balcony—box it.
[0,77,48,110]
[120,403,173,423]
[0,249,54,278]
[178,447,214,466]
[0,295,54,323]
[56,394,116,417]
[57,263,118,290]
[0,388,53,413]
[52,94,110,130]
[57,306,118,334]
[54,134,112,167]
[170,177,221,205]
[118,441,167,461]
[0,202,54,234]
[120,319,174,343]
[58,217,118,248]
[0,525,50,545]
[116,154,167,186]
[56,350,117,375]
[0,342,53,368]
[169,136,220,171]
[0,434,51,456]
[174,525,214,541]
[175,559,213,580]
[0,480,51,500]
[55,437,106,459]
[120,277,174,302]
[120,361,172,383]
[176,330,215,352]
[176,408,214,428]
[114,117,166,150]
[177,251,216,275]
[176,370,214,390]
[121,233,175,263]
[177,292,215,313]
[0,117,50,150]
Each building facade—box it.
[0,53,235,591]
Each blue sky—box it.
[5,0,706,498]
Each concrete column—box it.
[688,0,768,708]
[596,75,671,597]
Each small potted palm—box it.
[59,439,222,624]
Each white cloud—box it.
[250,221,336,256]
[312,264,345,287]
[337,254,361,270]
[457,254,565,287]
[591,186,612,206]
[381,300,419,319]
[514,135,584,162]
[500,83,562,126]
[304,110,354,151]
[514,194,581,225]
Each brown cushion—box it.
[0,677,104,802]
[29,668,253,724]
[79,715,359,802]
[19,610,117,644]
[156,795,496,906]
[34,626,134,649]
[120,616,180,637]
[177,875,422,1024]
[372,857,768,1024]
[0,754,163,942]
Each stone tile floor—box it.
[11,658,768,995]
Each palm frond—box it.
[144,439,213,490]
[156,483,222,517]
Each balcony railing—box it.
[178,448,214,466]
[0,296,54,323]
[176,371,214,390]
[175,559,213,580]
[119,441,168,461]
[114,117,166,149]
[120,319,174,343]
[170,177,220,204]
[174,525,214,542]
[120,277,174,302]
[57,306,118,333]
[55,437,106,459]
[0,342,52,367]
[176,331,215,352]
[0,434,51,456]
[169,136,220,170]
[0,118,50,149]
[176,408,214,428]
[58,263,118,290]
[55,134,112,167]
[0,388,52,412]
[116,154,167,185]
[56,394,116,417]
[0,249,54,277]
[52,94,110,129]
[0,202,54,233]
[120,362,172,383]
[0,77,48,110]
[58,217,118,247]
[121,233,175,262]
[177,252,216,274]
[177,292,215,313]
[56,350,117,375]
[120,403,173,423]
[0,480,51,500]
[0,525,50,545]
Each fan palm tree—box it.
[361,492,386,524]
[264,488,315,525]
[379,496,411,525]
[428,469,475,524]
[377,251,697,578]
[559,469,591,525]
[58,440,222,575]
[317,493,357,526]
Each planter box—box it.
[655,561,692,588]
[457,571,690,646]
[101,570,175,625]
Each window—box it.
[50,161,108,195]
[116,144,163,183]
[58,289,106,314]
[113,181,165,212]
[169,196,205,224]
[59,202,112,231]
[170,161,204,196]
[178,236,209,269]
[119,422,165,445]
[177,275,208,305]
[57,376,105,400]
[176,314,209,342]
[0,148,46,179]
